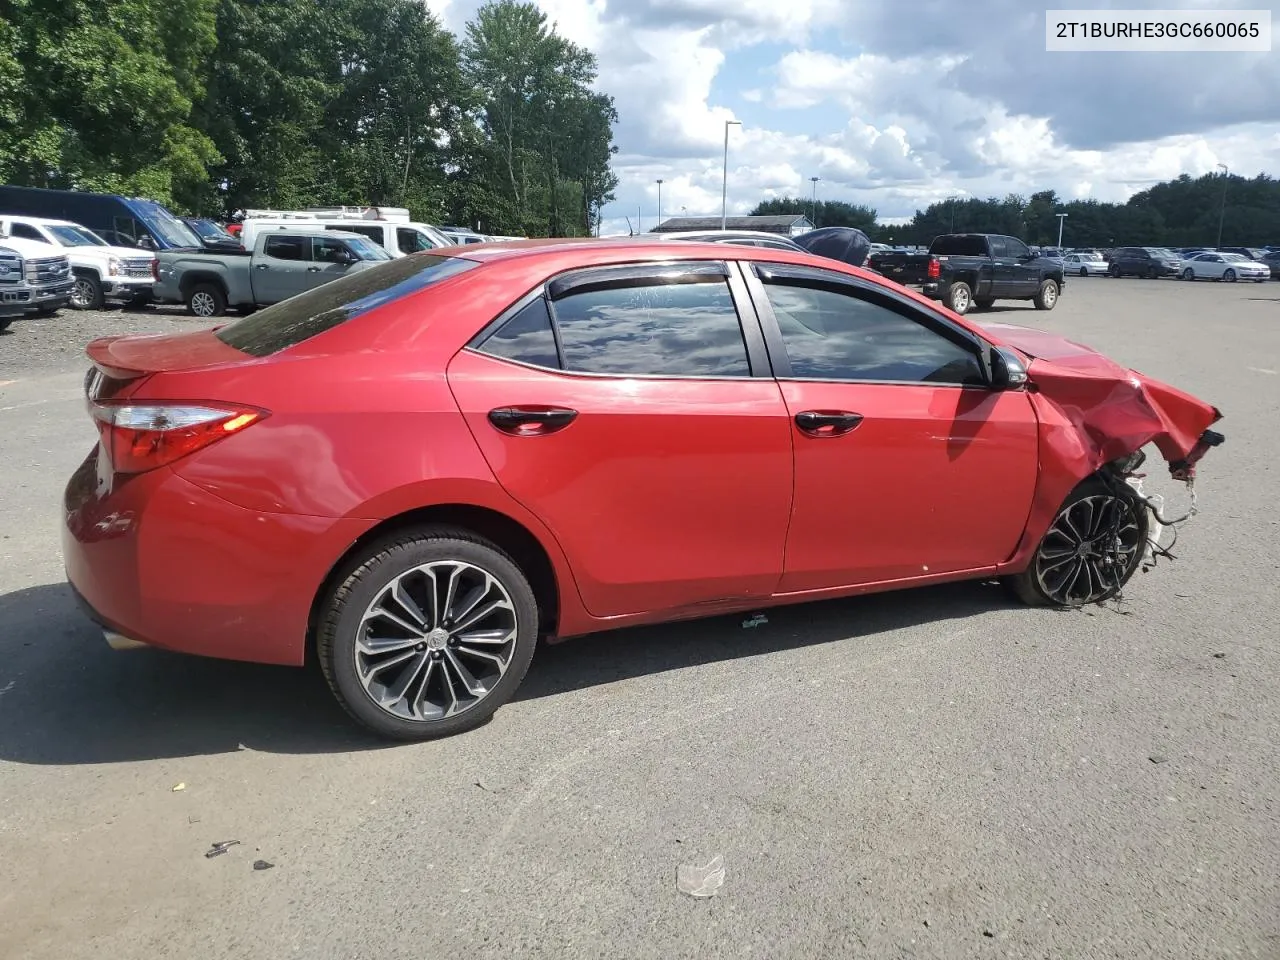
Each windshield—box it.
[188,219,234,241]
[1146,247,1179,259]
[47,225,107,247]
[215,254,477,357]
[415,224,453,248]
[131,200,202,247]
[345,236,392,260]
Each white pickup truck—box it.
[153,228,390,317]
[0,234,74,329]
[0,216,155,309]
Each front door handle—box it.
[488,406,578,436]
[307,266,321,273]
[255,264,269,270]
[794,410,863,437]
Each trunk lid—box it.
[86,328,246,379]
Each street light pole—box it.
[656,179,664,228]
[809,176,820,227]
[1216,163,1229,248]
[1056,212,1068,250]
[721,120,741,230]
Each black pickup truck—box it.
[868,233,1066,315]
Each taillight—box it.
[89,401,267,474]
[927,257,941,279]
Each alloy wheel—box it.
[189,291,217,317]
[354,560,518,722]
[950,286,970,313]
[1182,268,1194,281]
[70,278,95,309]
[1033,494,1143,605]
[1042,283,1057,307]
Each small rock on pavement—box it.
[1212,652,1226,659]
[1149,754,1169,764]
[253,860,275,871]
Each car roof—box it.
[258,227,370,239]
[0,215,79,228]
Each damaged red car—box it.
[62,240,1223,740]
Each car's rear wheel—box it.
[1108,264,1120,278]
[1223,268,1237,283]
[1033,279,1059,310]
[1146,266,1160,279]
[1181,267,1194,281]
[317,527,539,741]
[1005,478,1149,607]
[187,283,226,318]
[1078,267,1088,277]
[0,318,11,334]
[946,281,972,315]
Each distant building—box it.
[651,215,815,237]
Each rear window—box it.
[929,236,989,256]
[214,254,478,357]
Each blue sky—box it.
[426,0,1280,234]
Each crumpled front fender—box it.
[999,355,1222,573]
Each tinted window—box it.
[264,235,307,261]
[763,282,985,385]
[479,297,560,369]
[1005,237,1030,258]
[312,236,351,262]
[988,236,1009,258]
[552,279,750,377]
[216,254,478,357]
[11,223,44,241]
[397,227,435,254]
[328,224,384,244]
[929,236,988,256]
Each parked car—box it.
[1260,250,1280,279]
[0,185,201,250]
[181,217,242,251]
[645,229,808,251]
[1106,246,1183,278]
[868,233,1065,315]
[0,215,154,309]
[62,239,1224,740]
[1062,251,1108,276]
[1179,251,1271,282]
[1216,246,1269,262]
[153,228,391,317]
[0,223,74,322]
[439,227,489,244]
[240,211,452,257]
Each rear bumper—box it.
[62,449,370,666]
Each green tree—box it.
[750,196,877,232]
[2,0,219,203]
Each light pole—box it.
[1216,163,1229,248]
[809,176,820,227]
[656,179,664,228]
[721,120,741,230]
[1055,212,1068,250]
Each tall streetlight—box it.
[809,176,821,226]
[656,179,664,228]
[721,120,741,230]
[1216,163,1229,247]
[1055,212,1068,250]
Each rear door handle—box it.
[255,264,269,270]
[794,410,863,437]
[306,266,321,272]
[488,406,578,436]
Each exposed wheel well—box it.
[306,503,561,662]
[179,273,227,298]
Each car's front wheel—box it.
[70,272,104,310]
[1005,478,1149,607]
[1223,268,1237,283]
[1079,267,1088,277]
[1182,267,1194,281]
[317,527,540,740]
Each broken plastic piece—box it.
[677,856,725,898]
[205,840,241,858]
[252,860,275,871]
[171,782,186,792]
[742,614,768,629]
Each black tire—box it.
[70,271,104,310]
[1033,278,1059,310]
[0,318,11,333]
[946,281,972,315]
[1146,266,1159,279]
[1181,267,1194,281]
[1078,267,1088,277]
[1108,264,1120,278]
[1004,477,1149,607]
[186,282,227,318]
[974,297,995,310]
[317,526,540,741]
[1223,268,1236,283]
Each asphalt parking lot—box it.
[1,276,1278,959]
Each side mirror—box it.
[137,236,155,250]
[989,346,1029,390]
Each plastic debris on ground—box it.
[253,860,275,871]
[677,856,725,898]
[171,782,186,792]
[741,614,767,629]
[205,840,241,858]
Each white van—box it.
[238,207,453,259]
[0,215,155,308]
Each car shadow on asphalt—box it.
[0,579,1014,764]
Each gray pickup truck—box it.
[153,228,391,317]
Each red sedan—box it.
[63,240,1224,740]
